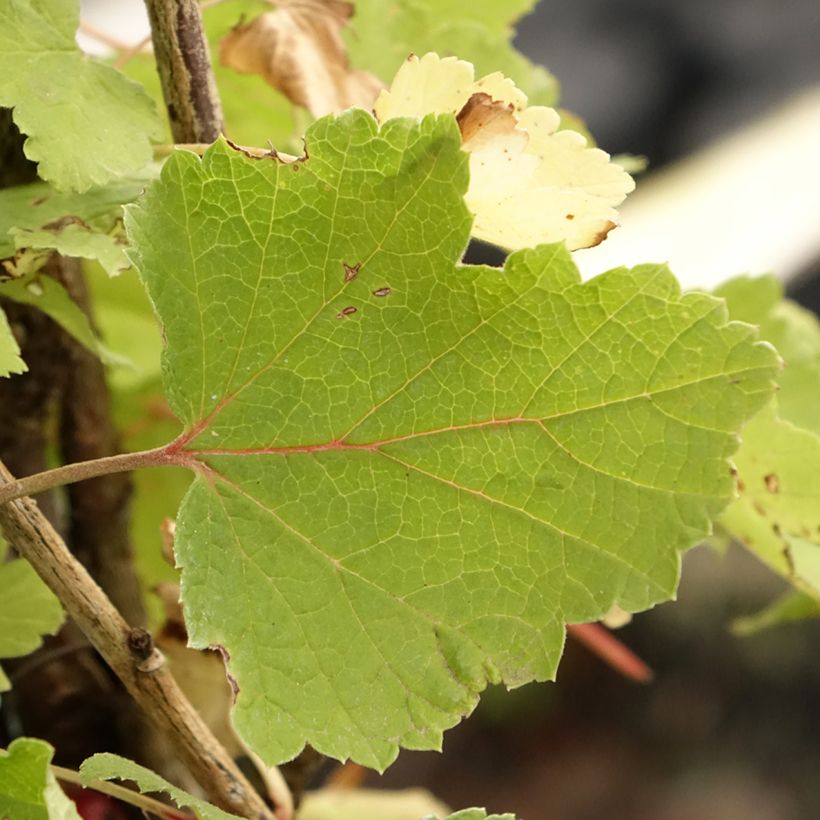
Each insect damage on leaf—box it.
[219,0,383,117]
[375,53,635,251]
[127,111,778,771]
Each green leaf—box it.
[127,113,777,769]
[714,275,820,598]
[0,738,80,820]
[346,1,558,106]
[79,753,240,820]
[733,589,820,636]
[0,560,64,691]
[0,308,26,378]
[0,0,161,192]
[0,180,150,277]
[0,273,127,367]
[715,275,820,433]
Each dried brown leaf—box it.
[219,0,382,117]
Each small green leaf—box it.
[0,738,80,820]
[0,179,150,277]
[0,560,64,690]
[79,753,241,820]
[0,308,26,378]
[431,810,516,820]
[0,274,127,367]
[127,112,777,769]
[715,275,820,433]
[0,0,161,192]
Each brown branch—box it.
[144,0,223,143]
[0,461,274,820]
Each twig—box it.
[113,33,153,69]
[0,460,276,820]
[567,623,653,683]
[0,447,180,507]
[78,21,131,52]
[53,764,189,820]
[144,0,223,143]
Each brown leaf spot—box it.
[219,1,383,118]
[336,305,358,319]
[737,478,746,492]
[372,286,391,297]
[456,92,521,151]
[42,215,91,233]
[586,220,617,248]
[565,213,575,220]
[764,473,780,493]
[343,261,361,282]
[213,645,240,702]
[782,544,795,576]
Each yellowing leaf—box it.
[219,0,382,117]
[375,53,634,251]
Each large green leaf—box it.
[0,560,64,691]
[127,112,777,769]
[0,179,149,276]
[714,276,820,601]
[0,308,26,378]
[0,0,161,192]
[346,1,558,106]
[0,738,80,820]
[79,754,240,820]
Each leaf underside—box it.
[127,110,777,769]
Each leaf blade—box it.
[129,112,778,769]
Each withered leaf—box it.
[219,0,382,117]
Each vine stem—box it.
[0,459,279,820]
[0,446,184,507]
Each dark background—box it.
[364,3,820,818]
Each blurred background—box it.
[73,2,820,817]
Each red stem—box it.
[567,622,653,683]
